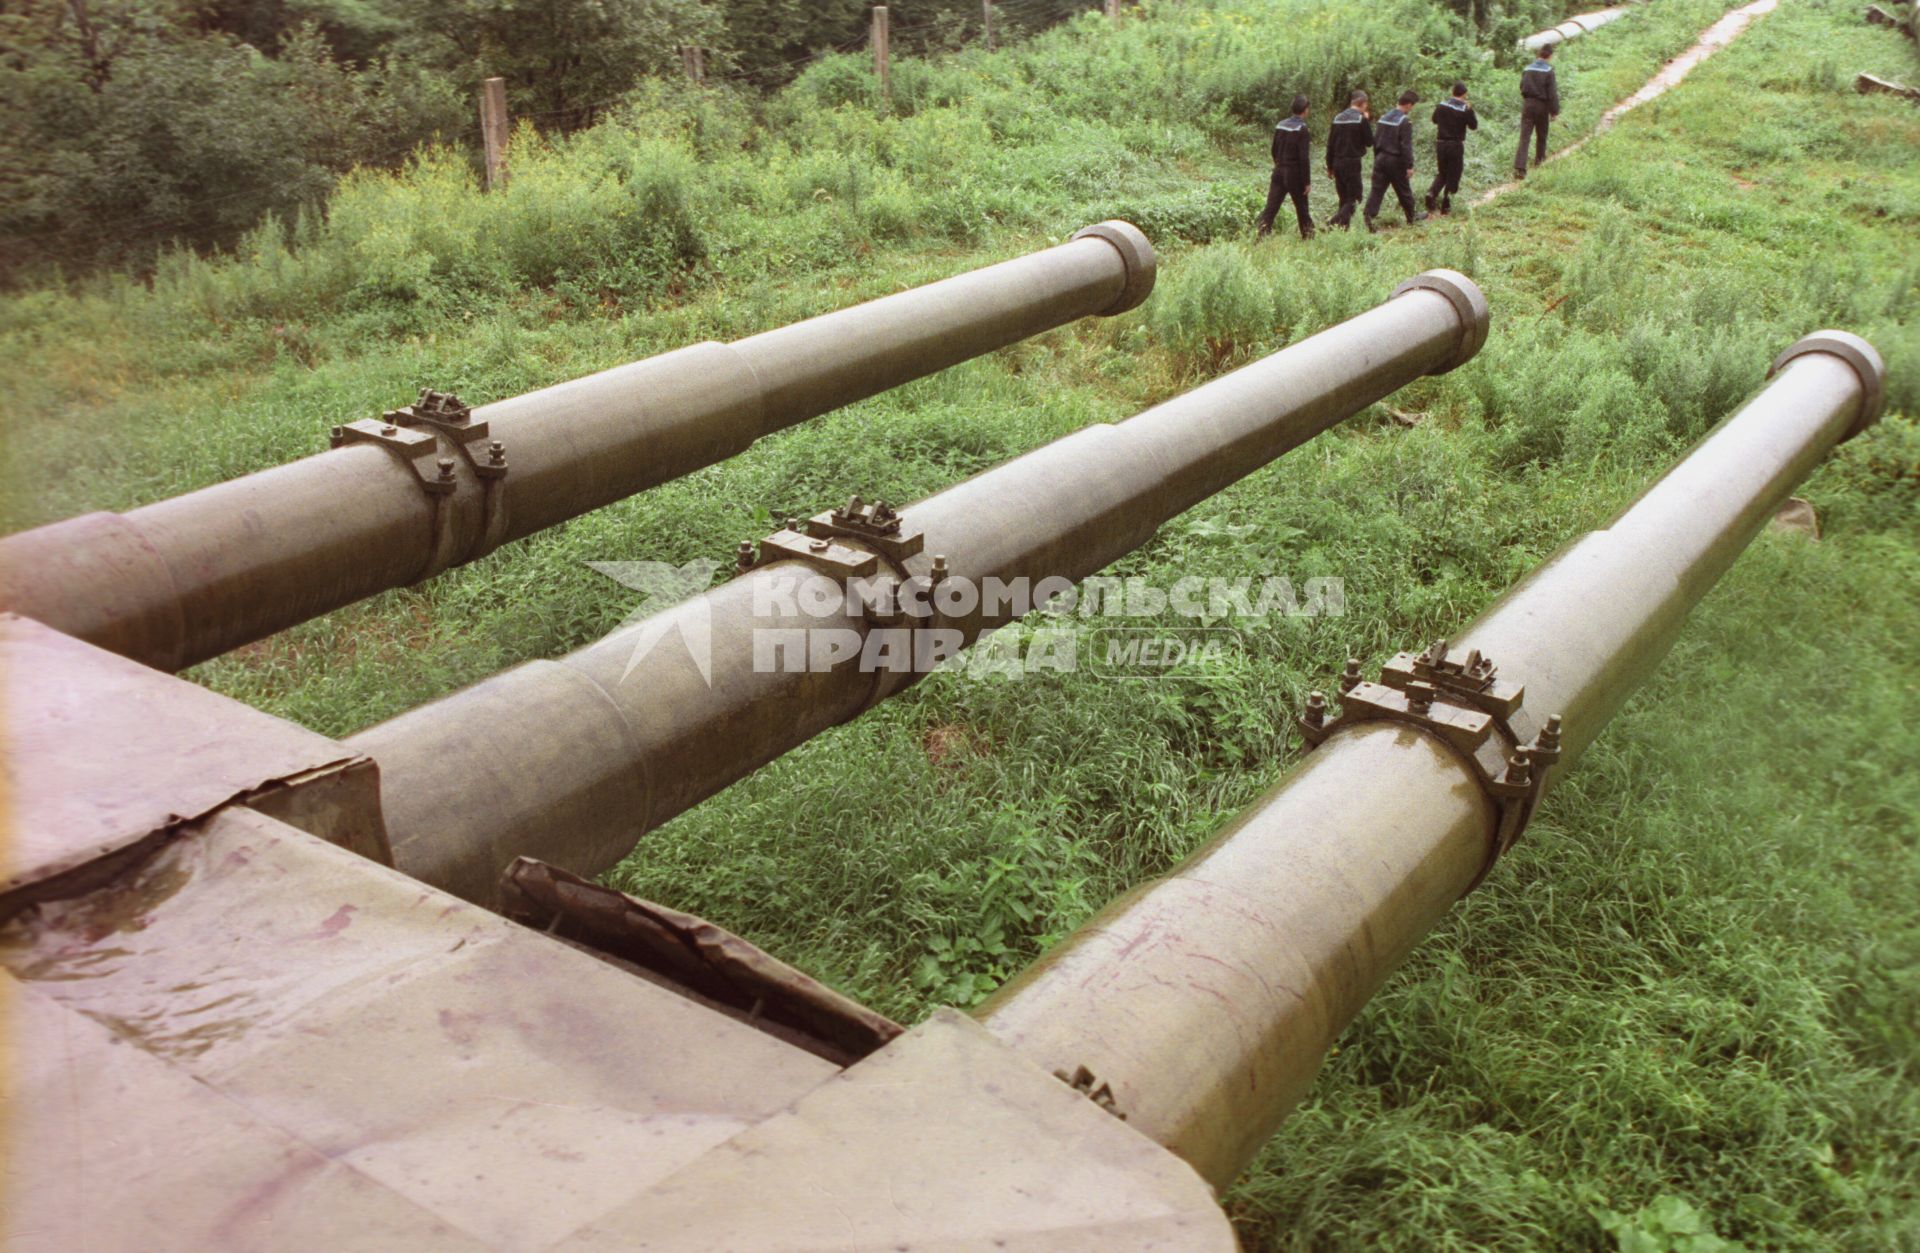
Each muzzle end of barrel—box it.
[1769,330,1887,440]
[1071,220,1157,316]
[1392,269,1491,375]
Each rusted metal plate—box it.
[557,1010,1236,1252]
[4,808,1235,1248]
[2,807,842,1249]
[500,857,902,1064]
[0,614,387,906]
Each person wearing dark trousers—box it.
[1325,90,1374,229]
[1364,90,1427,231]
[1258,94,1315,239]
[1514,43,1560,178]
[1425,81,1477,214]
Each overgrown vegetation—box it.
[2,0,1917,1247]
[0,0,1246,278]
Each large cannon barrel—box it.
[349,271,1491,907]
[971,331,1886,1190]
[0,224,1156,674]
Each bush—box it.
[1146,243,1275,373]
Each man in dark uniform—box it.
[1364,90,1427,231]
[1257,94,1315,239]
[1514,43,1560,178]
[1325,90,1373,229]
[1425,81,1477,214]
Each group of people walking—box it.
[1257,43,1562,239]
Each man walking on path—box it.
[1258,94,1315,239]
[1364,90,1427,230]
[1425,81,1477,214]
[1514,44,1560,178]
[1325,90,1374,229]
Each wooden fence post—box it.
[478,77,510,192]
[681,46,705,85]
[983,0,994,49]
[872,5,890,104]
[1105,0,1120,25]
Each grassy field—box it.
[3,0,1917,1246]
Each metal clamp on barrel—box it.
[387,389,513,566]
[331,388,513,581]
[1297,639,1564,889]
[735,496,931,623]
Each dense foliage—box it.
[1,0,1916,1247]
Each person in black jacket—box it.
[1325,90,1373,229]
[1425,81,1477,215]
[1514,43,1561,178]
[1364,90,1428,230]
[1258,94,1315,239]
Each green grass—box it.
[2,0,1917,1247]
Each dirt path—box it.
[1475,0,1781,205]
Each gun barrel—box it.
[971,331,1885,1190]
[0,224,1155,673]
[349,272,1489,907]
[1523,5,1630,51]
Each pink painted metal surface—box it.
[2,807,842,1249]
[0,613,386,904]
[2,808,1232,1249]
[558,1010,1236,1251]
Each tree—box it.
[391,0,722,130]
[0,4,461,278]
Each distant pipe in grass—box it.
[349,271,1490,908]
[973,331,1886,1191]
[0,223,1156,673]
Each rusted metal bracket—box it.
[330,419,456,495]
[810,496,925,564]
[499,857,903,1066]
[394,387,472,427]
[1054,1064,1128,1120]
[739,496,923,575]
[1298,640,1563,887]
